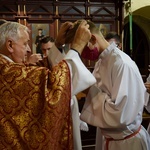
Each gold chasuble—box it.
[0,55,73,150]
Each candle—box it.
[24,19,26,26]
[24,5,26,15]
[18,5,20,15]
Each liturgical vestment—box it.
[0,47,96,150]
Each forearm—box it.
[64,50,96,95]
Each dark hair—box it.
[105,32,120,42]
[40,35,55,43]
[0,19,8,26]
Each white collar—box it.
[0,54,13,62]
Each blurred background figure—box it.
[105,31,122,49]
[35,28,44,55]
[40,36,55,57]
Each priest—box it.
[0,20,96,149]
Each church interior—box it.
[0,0,150,149]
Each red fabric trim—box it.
[105,126,141,150]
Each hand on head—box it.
[55,20,91,54]
[55,21,73,48]
[71,20,91,54]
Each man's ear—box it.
[89,34,96,45]
[6,39,13,53]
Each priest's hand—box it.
[71,20,91,55]
[55,21,73,48]
[26,53,42,64]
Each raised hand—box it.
[55,21,73,48]
[71,20,91,54]
[27,53,42,64]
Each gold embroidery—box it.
[0,56,73,150]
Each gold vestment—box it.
[0,55,73,150]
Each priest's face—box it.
[10,29,31,63]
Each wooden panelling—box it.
[0,0,124,31]
[0,0,124,66]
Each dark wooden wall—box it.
[0,0,124,44]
